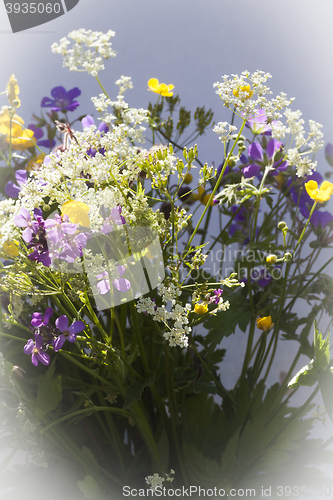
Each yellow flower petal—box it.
[305,180,333,203]
[148,78,160,92]
[61,201,90,227]
[2,240,19,257]
[256,316,273,331]
[148,78,174,96]
[6,75,20,108]
[266,255,277,265]
[194,303,208,314]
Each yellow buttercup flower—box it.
[305,180,333,203]
[256,316,273,332]
[232,84,253,100]
[0,107,35,150]
[6,75,21,107]
[148,78,174,97]
[62,201,90,227]
[266,254,277,265]
[2,240,19,257]
[194,303,208,315]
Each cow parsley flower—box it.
[51,29,116,77]
[213,122,237,142]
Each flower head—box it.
[148,78,174,97]
[41,86,81,112]
[0,108,35,150]
[305,180,333,203]
[194,303,208,315]
[53,315,85,352]
[24,333,50,367]
[256,316,273,331]
[266,254,277,265]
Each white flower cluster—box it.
[51,29,116,77]
[145,473,165,491]
[136,283,192,348]
[213,122,237,143]
[214,70,294,120]
[271,109,324,177]
[115,76,133,95]
[145,470,175,492]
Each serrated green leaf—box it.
[287,360,321,389]
[314,320,330,370]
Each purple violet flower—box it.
[31,307,53,328]
[14,207,37,243]
[41,86,81,112]
[248,142,264,162]
[53,315,85,352]
[24,333,50,367]
[5,170,27,199]
[242,164,261,178]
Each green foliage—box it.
[35,359,62,419]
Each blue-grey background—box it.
[0,0,333,496]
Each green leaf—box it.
[287,360,321,389]
[77,475,106,500]
[314,320,330,370]
[122,372,155,409]
[35,359,62,419]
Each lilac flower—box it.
[57,232,88,263]
[24,333,50,367]
[14,207,37,243]
[41,86,81,112]
[82,115,109,157]
[245,108,277,135]
[97,265,131,295]
[210,289,223,304]
[31,307,53,328]
[44,214,77,244]
[5,170,27,198]
[53,315,85,352]
[27,124,56,149]
[101,207,126,234]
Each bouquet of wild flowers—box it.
[0,28,333,499]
